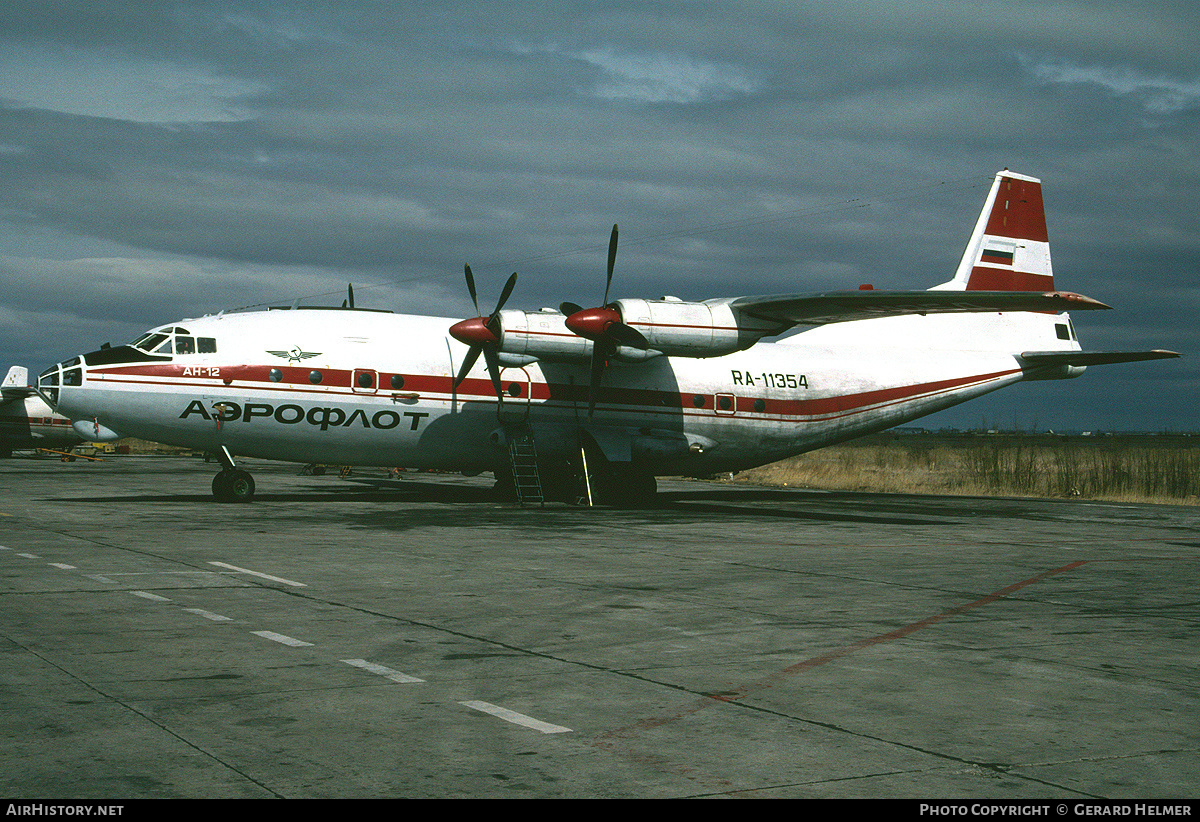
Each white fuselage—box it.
[45,305,1080,476]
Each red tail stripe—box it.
[966,268,1054,292]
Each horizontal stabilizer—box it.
[1019,350,1180,367]
[0,390,34,406]
[729,290,1109,329]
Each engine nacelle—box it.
[611,298,776,358]
[494,309,593,363]
[480,299,781,364]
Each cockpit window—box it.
[132,332,168,352]
[130,330,217,355]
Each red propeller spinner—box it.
[448,265,517,404]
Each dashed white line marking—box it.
[341,658,424,683]
[209,561,306,587]
[17,553,39,559]
[130,591,172,602]
[49,563,76,570]
[184,608,233,622]
[252,630,313,647]
[459,701,572,734]
[103,571,222,578]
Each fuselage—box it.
[0,394,82,456]
[40,305,1080,476]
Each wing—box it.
[726,290,1111,330]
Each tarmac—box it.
[1,454,1197,799]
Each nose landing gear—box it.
[213,469,255,503]
[212,445,255,503]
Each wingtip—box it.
[1045,291,1112,310]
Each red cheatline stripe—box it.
[597,560,1091,740]
[88,363,1019,422]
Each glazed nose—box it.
[37,356,84,408]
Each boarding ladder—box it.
[506,424,544,506]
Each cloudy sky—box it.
[1,1,1196,431]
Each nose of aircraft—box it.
[37,356,124,439]
[36,359,74,409]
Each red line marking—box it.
[87,365,1020,423]
[596,560,1091,741]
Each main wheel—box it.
[213,469,255,503]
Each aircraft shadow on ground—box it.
[49,478,957,528]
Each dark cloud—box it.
[0,1,1195,430]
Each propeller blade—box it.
[453,345,481,388]
[464,264,481,315]
[606,321,649,350]
[482,346,504,407]
[494,272,518,315]
[603,224,618,306]
[559,301,583,316]
[486,272,519,337]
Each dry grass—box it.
[733,434,1200,506]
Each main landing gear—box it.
[212,446,255,503]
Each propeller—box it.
[448,265,518,405]
[563,224,648,417]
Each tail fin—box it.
[3,366,28,388]
[2,366,33,405]
[932,170,1055,292]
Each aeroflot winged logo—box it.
[267,346,321,363]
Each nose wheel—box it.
[210,446,255,502]
[213,469,255,503]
